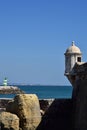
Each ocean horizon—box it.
[0,85,73,99]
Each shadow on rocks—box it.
[37,99,73,130]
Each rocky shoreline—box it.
[0,85,77,130]
[0,96,72,130]
[0,98,54,113]
[0,94,41,130]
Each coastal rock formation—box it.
[0,98,74,130]
[0,86,25,94]
[0,112,19,130]
[6,94,41,130]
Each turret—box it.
[64,41,82,76]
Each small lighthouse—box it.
[64,41,82,75]
[3,77,8,86]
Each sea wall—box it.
[0,86,25,94]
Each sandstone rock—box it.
[6,94,41,130]
[0,111,19,130]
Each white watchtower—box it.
[64,41,82,75]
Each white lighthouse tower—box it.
[64,41,82,75]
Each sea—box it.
[0,85,73,99]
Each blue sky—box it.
[0,0,87,85]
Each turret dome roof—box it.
[65,41,82,54]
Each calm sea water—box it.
[0,85,73,99]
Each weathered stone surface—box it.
[72,79,87,130]
[0,111,19,130]
[6,94,41,130]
